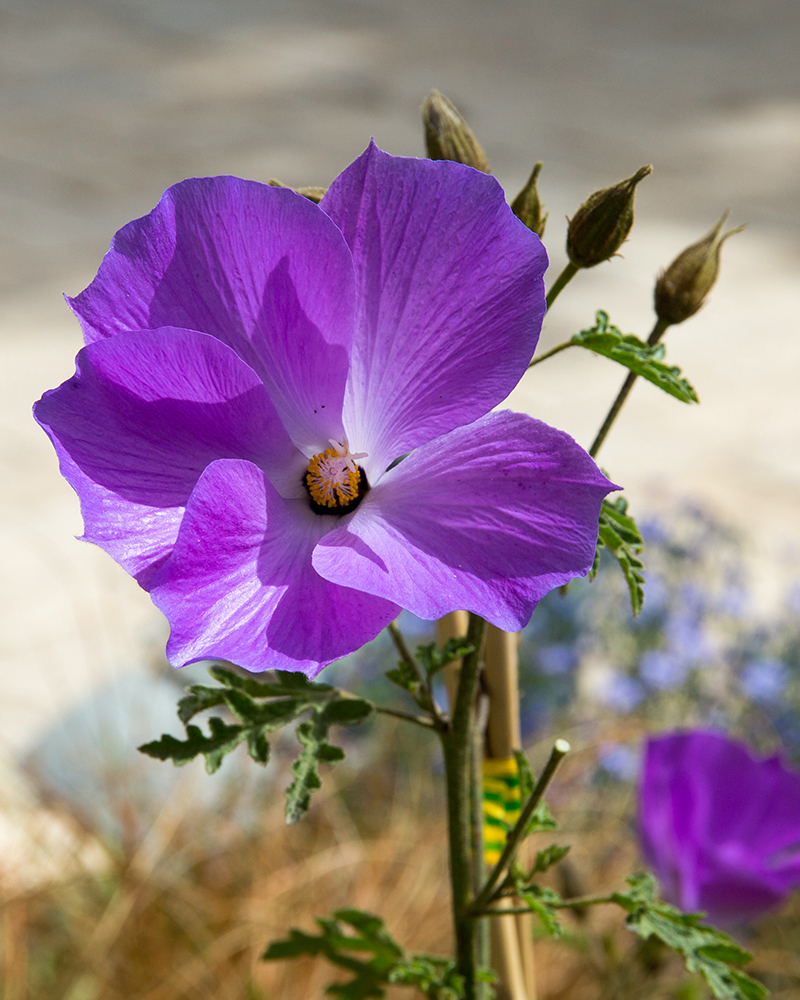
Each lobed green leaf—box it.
[572,311,698,403]
[613,873,767,1000]
[593,496,646,616]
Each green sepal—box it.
[593,496,646,616]
[572,311,698,403]
[612,873,767,1000]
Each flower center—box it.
[304,437,369,515]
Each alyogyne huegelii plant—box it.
[35,92,756,1000]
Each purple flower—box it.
[639,731,800,925]
[34,143,614,675]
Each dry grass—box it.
[2,721,799,1000]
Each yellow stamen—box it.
[305,437,367,510]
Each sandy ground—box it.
[1,0,799,758]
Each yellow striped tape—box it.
[482,756,521,865]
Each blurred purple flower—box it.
[34,143,614,675]
[740,658,789,703]
[639,731,800,925]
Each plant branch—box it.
[588,316,671,458]
[527,340,573,368]
[471,739,570,913]
[373,705,437,728]
[387,619,446,729]
[545,261,579,309]
[442,612,486,999]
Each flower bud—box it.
[421,89,490,173]
[268,178,327,203]
[511,161,548,238]
[566,165,652,268]
[654,211,745,325]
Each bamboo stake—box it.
[483,624,535,1000]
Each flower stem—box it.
[442,613,486,999]
[545,261,579,310]
[588,316,671,458]
[527,339,573,369]
[471,740,570,913]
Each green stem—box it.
[527,339,573,369]
[471,740,570,913]
[471,894,615,917]
[373,705,437,728]
[545,261,579,310]
[588,316,671,458]
[442,613,486,1000]
[469,700,490,995]
[387,620,446,729]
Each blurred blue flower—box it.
[537,642,576,676]
[639,649,688,690]
[599,672,645,712]
[740,658,789,703]
[597,741,638,781]
[664,612,712,663]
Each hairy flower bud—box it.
[267,179,327,204]
[654,210,745,325]
[566,165,652,268]
[511,161,548,238]
[421,89,490,173]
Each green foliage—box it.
[511,876,564,937]
[612,873,768,1000]
[531,843,571,874]
[415,637,475,677]
[139,666,373,822]
[572,311,698,403]
[286,698,372,825]
[512,749,558,835]
[263,909,477,999]
[593,496,646,616]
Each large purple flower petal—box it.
[312,410,614,630]
[321,143,548,478]
[69,178,357,452]
[34,327,306,586]
[150,459,400,674]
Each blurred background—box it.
[1,0,799,996]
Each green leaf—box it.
[512,877,564,938]
[263,909,471,1000]
[531,843,571,874]
[612,873,767,1000]
[572,311,698,403]
[415,637,475,677]
[385,661,422,698]
[263,909,402,1000]
[209,664,333,698]
[593,496,646,616]
[177,684,228,723]
[285,698,372,825]
[143,667,371,799]
[138,717,245,774]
